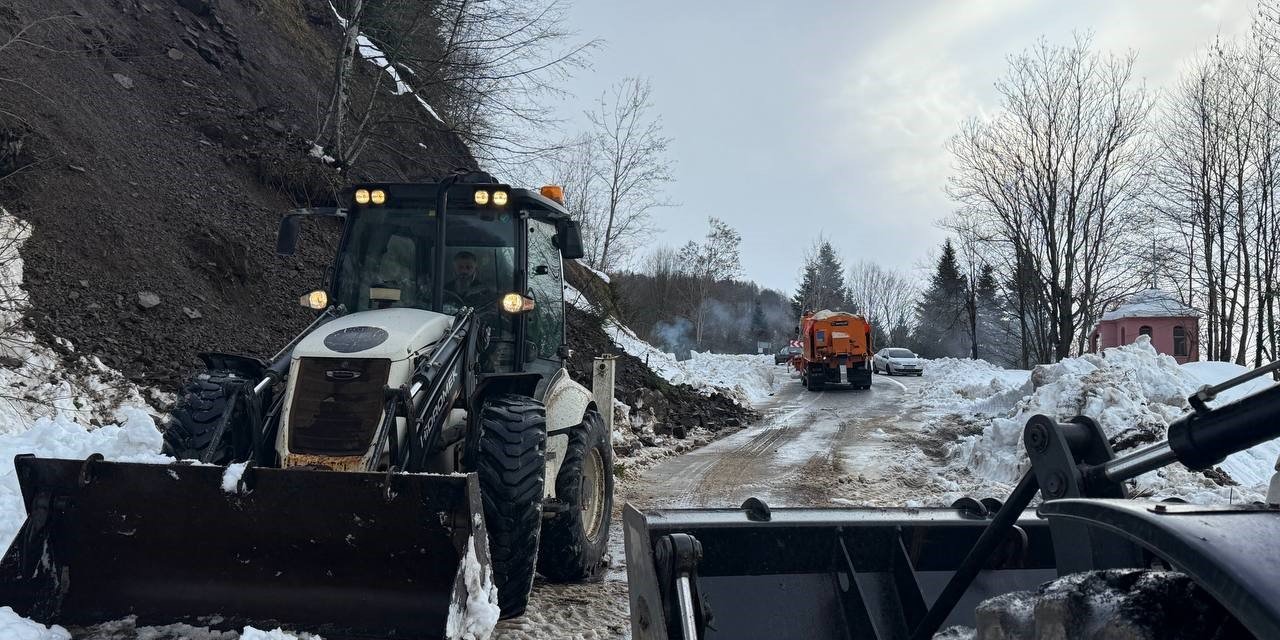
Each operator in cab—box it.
[444,250,498,310]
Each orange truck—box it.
[794,310,873,391]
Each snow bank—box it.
[0,607,69,640]
[240,628,322,640]
[562,282,593,313]
[603,319,779,406]
[575,259,610,283]
[944,337,1278,503]
[909,358,1030,417]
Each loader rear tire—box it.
[477,394,546,619]
[538,407,614,583]
[163,370,256,464]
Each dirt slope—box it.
[0,0,470,388]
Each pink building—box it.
[1090,289,1199,363]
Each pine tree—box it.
[913,239,969,358]
[975,264,1010,364]
[750,299,768,343]
[791,239,850,318]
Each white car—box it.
[873,348,925,376]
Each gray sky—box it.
[549,1,1253,292]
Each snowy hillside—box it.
[913,338,1279,504]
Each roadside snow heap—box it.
[943,337,1278,503]
[565,280,780,407]
[604,318,778,406]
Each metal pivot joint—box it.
[654,533,707,640]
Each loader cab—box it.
[322,180,579,379]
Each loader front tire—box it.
[538,407,614,583]
[477,393,547,618]
[163,370,256,464]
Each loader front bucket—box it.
[0,455,491,639]
[624,503,1058,640]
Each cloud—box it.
[822,0,1253,217]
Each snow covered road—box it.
[496,369,932,639]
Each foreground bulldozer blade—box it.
[624,503,1057,640]
[0,455,489,639]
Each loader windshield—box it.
[333,206,519,369]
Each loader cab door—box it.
[524,218,564,380]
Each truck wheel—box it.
[163,370,256,464]
[538,407,614,582]
[477,393,547,618]
[806,374,823,392]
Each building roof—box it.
[1099,288,1199,322]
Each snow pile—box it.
[0,408,172,549]
[603,319,778,406]
[946,337,1278,503]
[222,461,249,493]
[240,628,323,640]
[909,358,1030,417]
[445,522,500,640]
[0,607,69,640]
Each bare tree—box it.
[587,78,674,272]
[316,0,596,173]
[543,134,609,263]
[845,261,918,346]
[948,33,1152,362]
[677,218,742,347]
[1153,34,1280,366]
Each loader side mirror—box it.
[277,215,301,256]
[557,220,585,260]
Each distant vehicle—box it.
[873,347,925,376]
[795,310,873,391]
[774,345,802,365]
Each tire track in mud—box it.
[642,389,828,506]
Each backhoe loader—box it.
[627,361,1280,639]
[0,172,617,638]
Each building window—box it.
[1121,326,1126,344]
[1091,333,1099,352]
[1139,325,1153,338]
[1173,326,1188,357]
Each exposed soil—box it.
[0,0,471,391]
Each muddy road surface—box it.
[497,369,929,639]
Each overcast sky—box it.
[546,0,1254,293]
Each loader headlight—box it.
[300,289,328,310]
[492,190,508,206]
[370,189,387,205]
[501,292,535,314]
[354,189,371,205]
[474,189,490,205]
